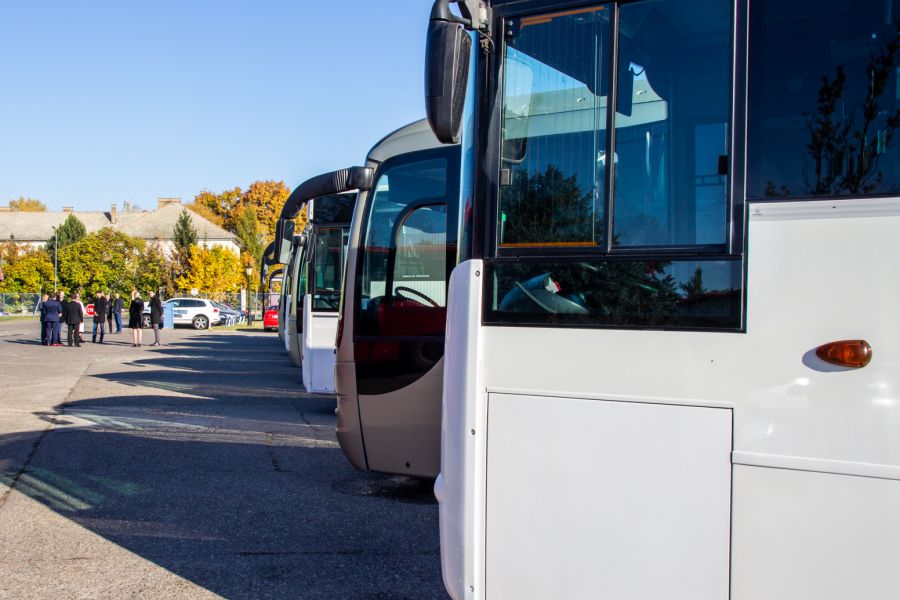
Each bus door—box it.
[353,146,460,477]
[301,225,347,393]
[286,239,308,365]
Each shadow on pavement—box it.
[0,328,445,600]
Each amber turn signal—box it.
[815,340,872,368]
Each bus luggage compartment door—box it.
[485,393,732,600]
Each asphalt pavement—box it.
[0,319,444,600]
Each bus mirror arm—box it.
[279,166,374,221]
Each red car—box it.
[263,305,279,332]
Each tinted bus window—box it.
[499,0,732,250]
[357,150,458,338]
[313,228,342,311]
[485,259,742,329]
[748,0,900,198]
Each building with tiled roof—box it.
[0,198,241,257]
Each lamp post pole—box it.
[245,265,253,325]
[52,226,58,293]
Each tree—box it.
[56,229,160,295]
[176,245,243,293]
[173,209,199,251]
[239,180,293,241]
[0,242,54,293]
[232,205,265,264]
[123,200,142,212]
[189,180,300,239]
[187,187,241,228]
[679,266,707,297]
[9,197,46,212]
[45,214,87,253]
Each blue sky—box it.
[0,0,433,212]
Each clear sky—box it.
[0,0,434,212]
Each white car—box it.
[142,298,223,330]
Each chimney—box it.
[0,206,9,212]
[110,204,116,224]
[63,207,73,213]
[157,198,182,210]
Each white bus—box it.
[424,0,900,599]
[335,119,461,478]
[280,193,356,393]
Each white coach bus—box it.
[334,119,461,478]
[424,0,900,599]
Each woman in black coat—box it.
[129,291,145,347]
[148,290,163,347]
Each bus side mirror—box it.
[425,19,471,144]
[274,219,295,265]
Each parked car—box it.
[142,298,222,329]
[217,302,247,319]
[211,301,243,324]
[263,305,279,332]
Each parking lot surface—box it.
[0,320,444,599]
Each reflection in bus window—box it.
[748,0,900,198]
[499,0,731,249]
[392,205,447,308]
[612,0,730,247]
[500,6,609,247]
[485,259,742,329]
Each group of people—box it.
[36,289,164,348]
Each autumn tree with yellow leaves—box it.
[185,180,307,245]
[176,245,243,294]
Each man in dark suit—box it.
[66,293,84,347]
[105,293,114,333]
[41,292,63,346]
[148,290,163,347]
[57,291,69,349]
[92,290,108,343]
[111,292,123,333]
[35,294,48,343]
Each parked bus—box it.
[273,169,373,394]
[334,119,461,478]
[280,193,355,393]
[424,1,900,599]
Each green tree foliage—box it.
[0,242,54,293]
[44,214,87,253]
[679,266,707,297]
[9,197,46,212]
[123,200,142,212]
[233,205,264,264]
[173,209,199,251]
[56,229,161,296]
[502,165,597,245]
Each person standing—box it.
[66,293,84,347]
[92,290,108,343]
[58,291,69,346]
[112,292,124,333]
[41,292,62,346]
[35,294,48,343]
[148,290,163,347]
[129,291,145,347]
[105,293,114,333]
[75,293,86,344]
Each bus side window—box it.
[391,204,448,309]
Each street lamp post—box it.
[51,225,58,293]
[245,265,253,325]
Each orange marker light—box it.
[815,340,872,368]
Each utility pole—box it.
[52,225,58,293]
